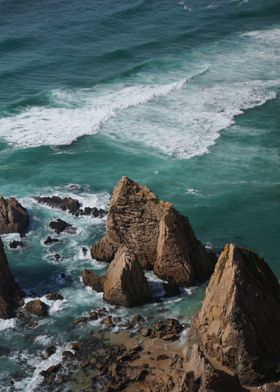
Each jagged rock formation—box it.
[0,238,24,318]
[103,247,151,307]
[91,176,214,286]
[35,195,107,218]
[82,269,105,293]
[0,196,29,234]
[183,244,280,390]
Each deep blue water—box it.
[0,0,279,390]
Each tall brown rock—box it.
[0,238,24,318]
[103,247,151,307]
[91,176,214,287]
[184,244,280,389]
[0,196,29,234]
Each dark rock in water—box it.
[9,240,24,249]
[184,244,280,389]
[82,247,88,256]
[44,236,60,245]
[53,253,62,262]
[103,247,152,307]
[40,363,62,384]
[62,351,74,361]
[45,292,64,301]
[49,219,77,234]
[25,299,49,317]
[82,269,104,293]
[35,196,81,214]
[91,176,215,286]
[162,282,181,297]
[0,238,24,319]
[45,346,57,358]
[0,196,29,235]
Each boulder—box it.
[25,299,49,317]
[184,244,280,389]
[0,196,29,234]
[82,269,104,293]
[44,236,60,245]
[45,292,64,301]
[0,238,24,318]
[91,177,214,286]
[49,219,77,234]
[103,247,151,307]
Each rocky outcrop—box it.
[35,195,107,218]
[49,219,77,234]
[0,196,29,234]
[103,247,151,307]
[183,244,280,389]
[82,269,105,293]
[35,196,81,214]
[25,299,49,317]
[0,238,24,318]
[91,177,214,287]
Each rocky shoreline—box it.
[1,177,280,391]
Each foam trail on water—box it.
[0,79,187,148]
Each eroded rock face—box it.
[184,244,280,388]
[91,177,214,286]
[103,247,151,307]
[0,196,29,235]
[82,269,104,293]
[0,238,24,319]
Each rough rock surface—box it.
[0,238,24,318]
[91,176,214,286]
[35,196,81,214]
[184,244,280,389]
[103,247,151,307]
[35,195,107,218]
[0,196,29,234]
[25,299,49,317]
[82,269,105,293]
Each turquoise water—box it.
[0,0,280,389]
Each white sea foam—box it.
[13,346,64,392]
[0,28,279,159]
[0,79,187,148]
[0,318,16,331]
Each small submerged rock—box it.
[44,236,60,245]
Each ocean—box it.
[0,0,279,390]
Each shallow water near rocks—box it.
[0,0,280,390]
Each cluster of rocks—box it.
[49,218,77,234]
[34,195,107,218]
[91,177,215,288]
